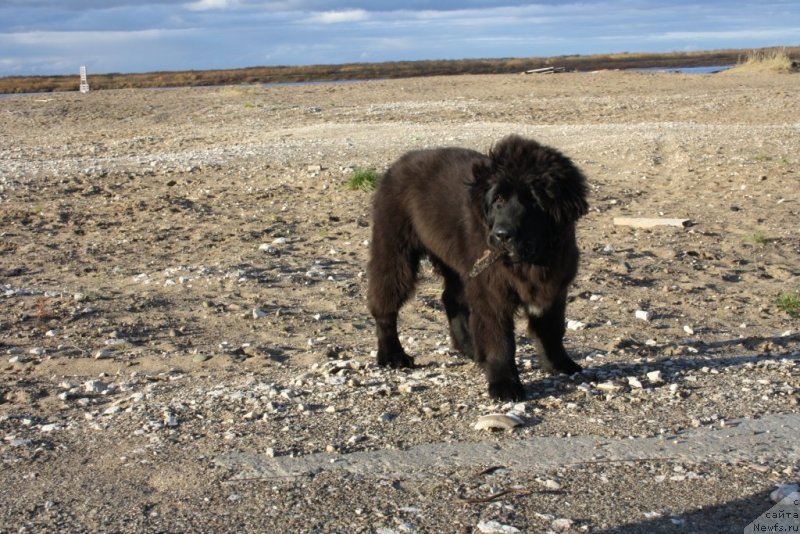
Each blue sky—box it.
[0,0,798,76]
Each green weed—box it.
[346,167,379,192]
[775,292,800,318]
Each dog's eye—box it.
[493,194,506,206]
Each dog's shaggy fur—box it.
[367,135,588,401]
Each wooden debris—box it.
[523,66,567,75]
[613,217,692,229]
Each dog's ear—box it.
[538,168,589,223]
[470,160,493,217]
[471,160,492,185]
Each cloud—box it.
[184,0,240,11]
[304,8,370,24]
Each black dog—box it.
[367,135,588,401]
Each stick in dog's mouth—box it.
[468,248,506,278]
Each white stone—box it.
[635,310,652,321]
[551,518,573,531]
[647,370,664,383]
[164,412,178,427]
[84,380,109,394]
[627,377,643,389]
[477,520,521,534]
[683,325,695,335]
[567,319,586,331]
[771,484,800,503]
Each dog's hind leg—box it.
[527,295,582,375]
[367,229,420,369]
[437,264,475,360]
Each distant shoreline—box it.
[1,46,797,95]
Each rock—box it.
[647,370,664,383]
[567,319,586,331]
[683,325,695,335]
[477,520,521,533]
[347,434,366,445]
[596,381,624,393]
[29,347,45,356]
[94,349,113,360]
[771,484,800,503]
[84,380,109,394]
[542,479,562,491]
[164,411,178,427]
[192,353,211,363]
[474,413,524,431]
[551,518,574,531]
[252,308,268,319]
[398,381,424,394]
[635,310,652,321]
[627,377,643,389]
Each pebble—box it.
[567,319,586,331]
[193,353,211,363]
[164,411,178,427]
[596,381,623,393]
[84,380,109,394]
[477,521,520,534]
[398,381,424,394]
[647,370,664,383]
[252,308,268,319]
[29,347,45,356]
[683,325,695,335]
[635,310,652,321]
[94,349,113,360]
[627,377,643,389]
[551,518,574,531]
[771,484,800,503]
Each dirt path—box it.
[1,71,798,532]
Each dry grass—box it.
[2,46,798,94]
[727,47,798,74]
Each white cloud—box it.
[184,0,240,11]
[304,8,369,24]
[2,28,194,47]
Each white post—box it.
[79,66,90,93]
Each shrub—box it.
[775,291,800,318]
[346,167,379,192]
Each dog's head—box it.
[471,135,588,265]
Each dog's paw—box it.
[541,358,583,376]
[376,350,415,369]
[488,380,526,401]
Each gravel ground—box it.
[1,71,799,532]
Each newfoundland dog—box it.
[367,135,588,401]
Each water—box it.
[636,65,733,74]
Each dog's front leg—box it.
[527,294,582,375]
[470,310,524,401]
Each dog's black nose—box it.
[492,228,512,242]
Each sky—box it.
[0,0,798,76]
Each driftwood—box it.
[524,66,566,75]
[613,217,692,229]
